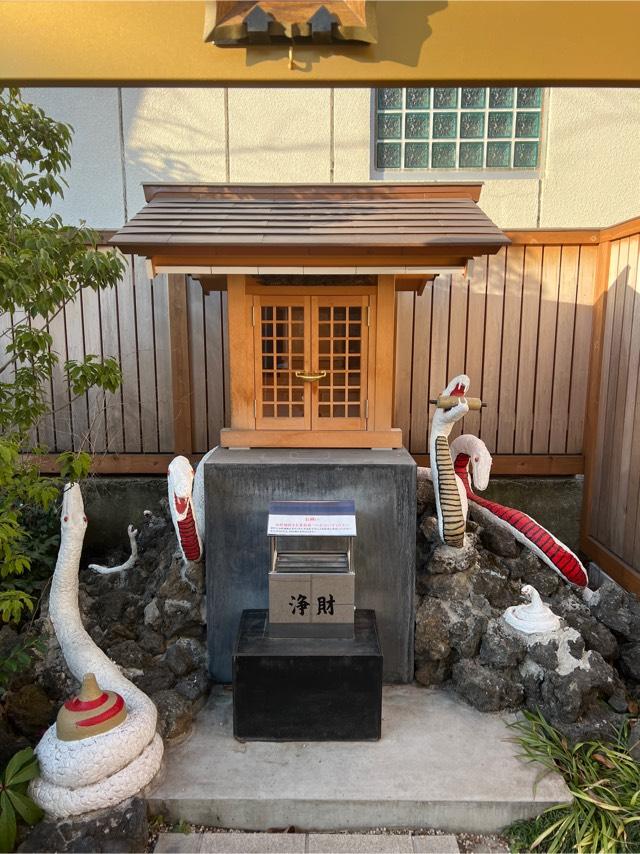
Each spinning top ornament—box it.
[56,673,127,741]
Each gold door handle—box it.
[295,370,327,382]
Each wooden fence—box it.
[581,218,640,594]
[8,230,602,475]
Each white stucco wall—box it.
[19,86,640,230]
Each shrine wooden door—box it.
[253,293,370,433]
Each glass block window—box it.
[375,87,543,171]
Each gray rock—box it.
[152,689,193,741]
[506,549,561,596]
[480,619,528,669]
[138,626,166,656]
[106,640,151,671]
[6,683,56,739]
[19,797,147,853]
[539,650,620,724]
[133,664,176,696]
[588,579,640,641]
[628,721,640,763]
[553,597,618,660]
[175,668,210,702]
[473,511,521,558]
[619,642,640,681]
[164,638,205,676]
[415,658,450,687]
[415,597,452,662]
[452,659,524,712]
[143,598,161,628]
[416,471,437,517]
[427,541,480,576]
[418,568,475,601]
[472,556,519,609]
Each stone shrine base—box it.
[148,685,569,834]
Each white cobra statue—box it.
[427,374,471,548]
[167,448,216,563]
[451,432,588,587]
[30,483,164,818]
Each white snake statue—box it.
[451,432,588,587]
[30,483,164,818]
[426,374,471,548]
[167,448,216,563]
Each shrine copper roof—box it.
[110,184,510,256]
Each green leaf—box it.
[6,790,43,826]
[3,748,35,786]
[0,791,16,854]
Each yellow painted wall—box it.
[22,86,640,229]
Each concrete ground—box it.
[155,831,463,853]
[148,685,569,834]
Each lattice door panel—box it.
[253,298,311,429]
[311,296,369,430]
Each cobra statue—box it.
[167,448,216,563]
[450,432,589,587]
[30,483,164,817]
[427,374,472,548]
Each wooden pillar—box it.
[373,275,397,432]
[168,273,193,455]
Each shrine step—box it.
[147,685,570,834]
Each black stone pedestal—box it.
[233,609,382,742]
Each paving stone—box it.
[413,836,460,853]
[308,834,413,853]
[155,832,202,853]
[200,833,305,853]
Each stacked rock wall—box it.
[415,471,640,742]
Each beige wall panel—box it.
[476,179,540,230]
[228,88,331,182]
[333,88,371,182]
[23,87,124,228]
[121,87,227,216]
[541,88,640,227]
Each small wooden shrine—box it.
[111,183,508,450]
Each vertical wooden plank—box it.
[135,257,160,453]
[205,291,226,447]
[373,276,396,431]
[226,275,254,431]
[221,290,231,428]
[168,273,193,455]
[99,271,125,453]
[463,255,487,437]
[532,246,561,453]
[587,241,618,535]
[497,246,524,453]
[480,249,506,454]
[117,256,142,453]
[393,290,414,448]
[611,235,639,553]
[514,246,543,453]
[29,313,56,450]
[429,275,451,440]
[64,292,89,450]
[409,285,432,455]
[153,274,174,453]
[187,279,207,453]
[48,305,72,451]
[596,239,629,541]
[566,246,597,454]
[623,245,640,563]
[81,285,107,453]
[549,246,580,453]
[447,271,468,378]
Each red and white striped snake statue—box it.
[450,432,588,587]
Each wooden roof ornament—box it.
[110,183,509,275]
[203,1,378,46]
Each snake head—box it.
[61,482,88,534]
[168,456,195,521]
